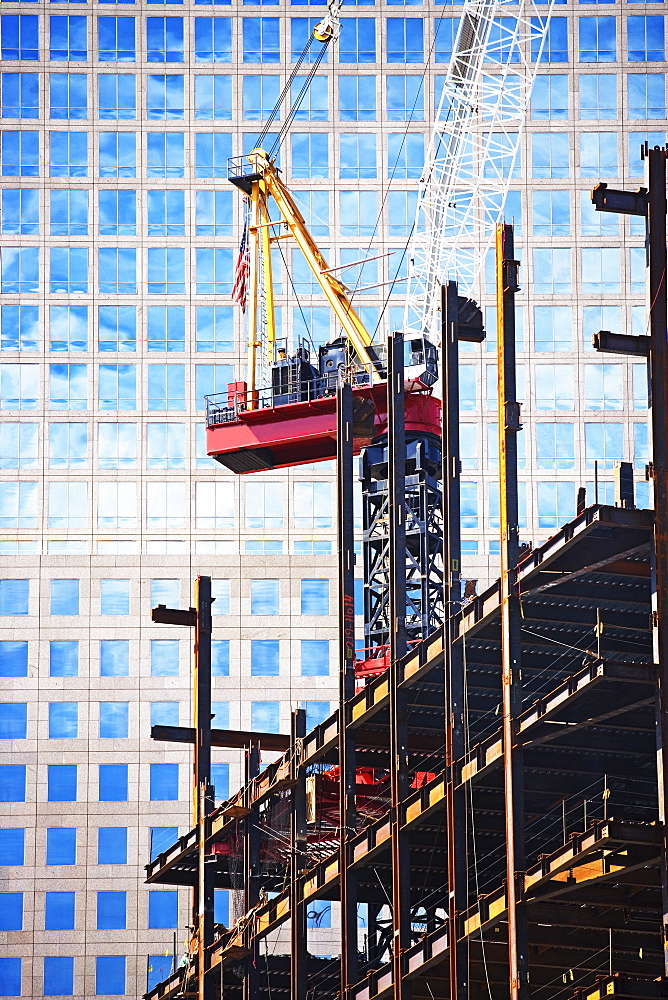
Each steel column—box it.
[337,380,359,996]
[388,332,411,1000]
[290,709,308,1000]
[244,744,261,1000]
[442,282,469,1000]
[194,576,215,1000]
[646,147,668,975]
[496,224,529,1000]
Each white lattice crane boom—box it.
[403,0,555,344]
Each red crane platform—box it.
[206,380,441,474]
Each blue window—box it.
[147,305,185,352]
[1,187,38,234]
[243,17,279,61]
[49,363,87,410]
[0,580,28,615]
[195,190,233,236]
[307,900,331,929]
[0,960,21,997]
[150,762,179,800]
[0,829,23,863]
[537,482,575,529]
[98,16,135,60]
[435,17,457,62]
[0,305,38,352]
[99,249,136,294]
[194,364,233,410]
[98,364,136,410]
[98,73,135,118]
[629,131,665,176]
[628,16,664,62]
[0,702,26,738]
[0,893,22,931]
[100,579,130,615]
[0,423,37,468]
[147,190,184,236]
[147,16,183,61]
[100,702,129,739]
[241,75,278,120]
[0,640,27,677]
[211,701,229,727]
[99,130,135,177]
[387,17,423,61]
[148,890,178,928]
[49,702,78,738]
[251,639,280,676]
[340,18,375,61]
[46,828,76,865]
[0,481,37,530]
[195,17,231,60]
[97,891,126,930]
[151,638,179,676]
[195,74,232,119]
[1,131,38,176]
[147,423,185,469]
[584,422,623,469]
[1,15,39,60]
[211,763,229,802]
[195,248,232,294]
[147,247,185,294]
[150,827,177,861]
[50,15,86,60]
[45,891,75,930]
[48,423,87,472]
[212,639,229,677]
[250,579,279,615]
[195,132,231,177]
[628,73,666,119]
[49,304,88,351]
[99,190,137,236]
[300,639,329,676]
[50,131,86,176]
[300,579,329,614]
[150,702,178,726]
[44,958,74,997]
[292,75,328,120]
[48,764,77,802]
[304,701,330,730]
[251,701,280,734]
[196,306,233,353]
[49,188,87,235]
[387,75,423,120]
[579,16,616,61]
[0,767,25,803]
[147,957,174,991]
[98,827,127,864]
[579,74,617,119]
[147,364,185,410]
[532,74,568,119]
[49,73,87,119]
[97,423,136,469]
[95,958,125,997]
[147,73,184,119]
[50,578,79,615]
[151,579,180,607]
[1,248,39,294]
[147,131,184,177]
[50,247,87,292]
[1,72,39,118]
[99,763,128,801]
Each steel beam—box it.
[496,224,529,1000]
[388,331,411,1000]
[338,379,359,997]
[442,281,470,1000]
[645,147,668,977]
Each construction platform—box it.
[144,502,665,1000]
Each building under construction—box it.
[143,152,668,1000]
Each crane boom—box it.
[229,149,385,394]
[403,0,555,343]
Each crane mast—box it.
[403,0,555,342]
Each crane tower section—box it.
[403,0,555,343]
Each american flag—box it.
[232,216,250,313]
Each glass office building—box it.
[0,0,659,994]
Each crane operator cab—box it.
[270,333,438,408]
